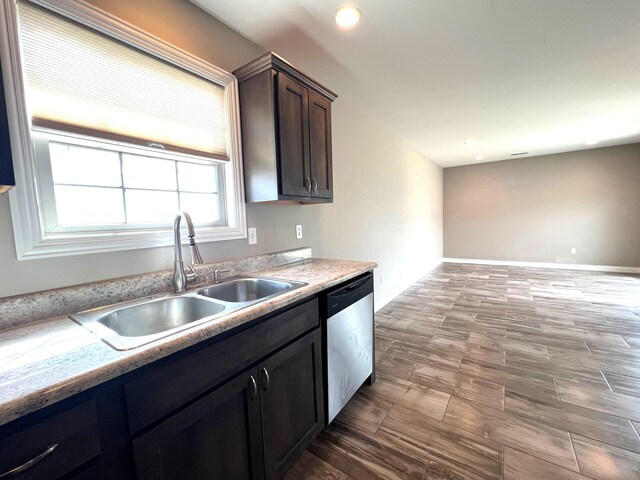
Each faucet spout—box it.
[173,211,203,293]
[189,237,203,265]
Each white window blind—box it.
[17,1,229,159]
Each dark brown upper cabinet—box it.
[234,53,337,204]
[0,59,15,194]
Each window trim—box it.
[0,0,247,260]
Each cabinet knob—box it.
[304,177,311,193]
[0,443,58,478]
[261,367,270,391]
[248,376,257,399]
[311,178,318,193]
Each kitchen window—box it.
[0,0,246,259]
[34,133,227,231]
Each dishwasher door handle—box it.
[340,275,371,293]
[326,274,373,318]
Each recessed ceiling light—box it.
[475,155,484,161]
[586,139,599,145]
[335,5,361,28]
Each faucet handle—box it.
[186,264,199,283]
[214,269,231,283]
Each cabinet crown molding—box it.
[234,51,338,101]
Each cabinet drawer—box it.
[125,298,319,434]
[0,399,101,480]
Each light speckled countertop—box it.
[0,258,376,427]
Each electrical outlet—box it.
[295,224,303,239]
[570,247,577,255]
[248,227,257,245]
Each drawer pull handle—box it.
[248,376,257,399]
[311,177,318,193]
[0,443,58,478]
[261,367,270,391]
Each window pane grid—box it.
[47,137,223,228]
[174,158,181,214]
[49,182,221,196]
[119,151,128,224]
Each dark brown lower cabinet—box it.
[132,328,324,480]
[259,328,324,479]
[1,296,331,480]
[133,368,265,480]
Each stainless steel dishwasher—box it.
[322,272,375,424]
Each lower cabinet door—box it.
[258,329,325,479]
[133,368,265,480]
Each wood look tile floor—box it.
[284,263,640,480]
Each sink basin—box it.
[96,296,225,337]
[71,276,307,350]
[71,295,227,350]
[197,277,306,303]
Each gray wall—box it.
[0,0,443,307]
[444,144,640,267]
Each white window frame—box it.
[0,0,247,260]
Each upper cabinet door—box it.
[0,59,15,194]
[277,73,310,197]
[308,90,333,199]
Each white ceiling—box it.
[191,0,640,167]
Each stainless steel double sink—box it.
[70,277,307,350]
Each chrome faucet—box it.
[172,211,204,293]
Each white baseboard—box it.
[442,258,640,274]
[374,259,443,312]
